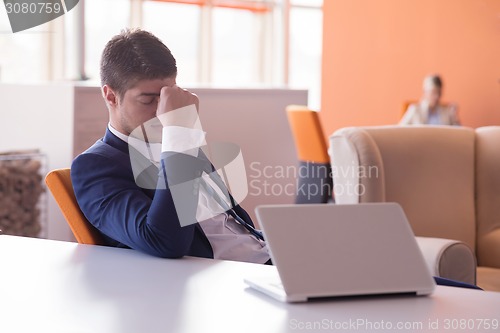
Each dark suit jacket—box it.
[71,129,255,259]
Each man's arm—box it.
[72,150,203,258]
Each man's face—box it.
[106,77,176,137]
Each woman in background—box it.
[400,75,460,126]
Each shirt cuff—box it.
[162,126,206,157]
[158,104,201,129]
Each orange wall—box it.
[321,0,500,136]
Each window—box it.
[142,1,200,84]
[212,7,258,86]
[0,9,46,82]
[289,5,322,109]
[0,0,323,107]
[290,0,322,6]
[140,0,323,106]
[84,0,130,81]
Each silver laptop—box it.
[244,203,435,302]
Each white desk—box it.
[1,235,499,333]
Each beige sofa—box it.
[329,125,500,291]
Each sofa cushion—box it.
[330,126,476,250]
[475,126,500,268]
[477,266,500,292]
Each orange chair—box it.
[45,168,104,245]
[402,100,450,118]
[401,100,418,117]
[286,105,333,203]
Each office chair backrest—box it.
[402,100,418,117]
[45,168,104,245]
[286,105,329,164]
[286,105,332,203]
[402,100,450,118]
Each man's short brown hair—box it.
[100,29,177,100]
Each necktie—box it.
[198,174,265,241]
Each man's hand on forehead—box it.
[156,85,200,129]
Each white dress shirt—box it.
[108,115,269,264]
